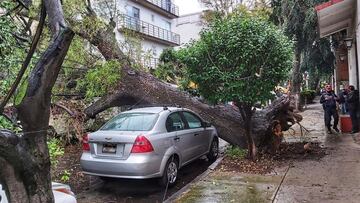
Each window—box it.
[162,20,171,40]
[101,113,158,131]
[163,20,171,31]
[126,6,140,31]
[164,0,171,12]
[126,6,140,19]
[166,113,185,132]
[151,14,155,22]
[183,112,202,129]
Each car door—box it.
[166,112,195,165]
[181,111,208,158]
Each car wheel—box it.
[159,156,178,188]
[207,139,219,162]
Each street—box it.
[76,157,212,203]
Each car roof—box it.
[124,106,185,114]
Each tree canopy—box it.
[178,14,293,106]
[270,0,335,92]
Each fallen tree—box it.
[74,12,301,149]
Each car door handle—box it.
[174,137,180,141]
[194,133,199,136]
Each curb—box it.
[164,156,225,203]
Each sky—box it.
[174,0,204,15]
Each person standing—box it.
[346,85,359,133]
[338,85,348,114]
[320,84,339,134]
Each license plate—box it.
[102,144,117,153]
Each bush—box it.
[300,89,316,104]
[47,138,64,166]
[226,145,247,159]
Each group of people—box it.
[320,84,359,134]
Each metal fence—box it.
[118,14,180,45]
[145,0,179,16]
[141,57,159,69]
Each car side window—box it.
[183,112,202,129]
[166,113,185,132]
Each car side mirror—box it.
[202,121,212,128]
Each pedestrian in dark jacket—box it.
[338,86,348,114]
[346,85,359,133]
[320,84,339,134]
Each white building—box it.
[173,12,203,47]
[173,1,260,47]
[114,0,180,69]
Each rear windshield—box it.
[100,113,158,131]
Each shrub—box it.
[226,145,248,159]
[300,89,316,104]
[47,138,64,166]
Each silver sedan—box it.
[80,107,219,187]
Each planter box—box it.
[340,114,352,133]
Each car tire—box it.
[159,156,178,188]
[207,139,219,162]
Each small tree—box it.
[178,14,293,159]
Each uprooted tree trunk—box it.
[235,102,257,160]
[76,17,302,150]
[0,0,74,201]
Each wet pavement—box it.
[174,99,360,203]
[275,100,360,203]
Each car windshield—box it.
[100,113,158,131]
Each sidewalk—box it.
[173,100,360,203]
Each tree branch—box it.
[43,0,66,37]
[0,3,46,115]
[52,103,75,117]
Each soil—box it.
[216,142,327,175]
[51,143,95,194]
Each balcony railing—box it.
[145,0,179,16]
[118,14,180,46]
[141,57,159,69]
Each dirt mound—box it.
[217,142,327,175]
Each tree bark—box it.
[235,102,257,160]
[0,0,74,200]
[291,49,302,111]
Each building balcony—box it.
[130,0,179,18]
[118,14,180,46]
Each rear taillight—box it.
[131,135,154,153]
[82,133,90,151]
[54,188,75,197]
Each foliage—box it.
[77,60,122,99]
[300,89,316,104]
[200,0,272,23]
[270,0,335,91]
[177,14,293,105]
[226,145,247,159]
[199,0,239,16]
[0,116,20,132]
[154,49,184,83]
[0,1,29,101]
[47,138,64,166]
[60,170,71,182]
